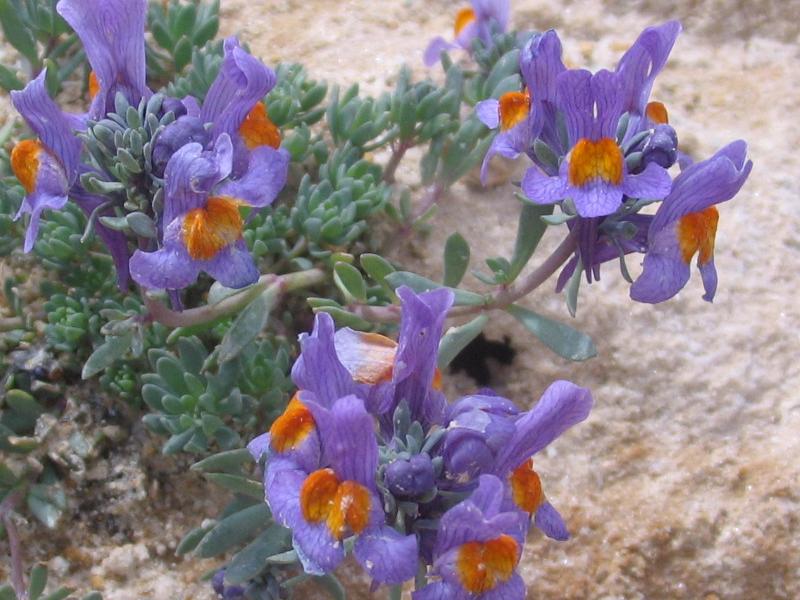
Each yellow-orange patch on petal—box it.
[182,196,244,260]
[646,101,669,124]
[510,459,544,513]
[568,137,624,187]
[454,7,477,37]
[456,535,519,594]
[269,393,316,453]
[327,480,372,539]
[300,469,372,540]
[300,468,339,523]
[11,139,43,194]
[432,368,443,390]
[88,71,100,100]
[677,206,719,265]
[239,103,281,150]
[498,89,531,131]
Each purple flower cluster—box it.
[475,22,752,303]
[424,0,510,66]
[9,0,288,292]
[249,287,593,597]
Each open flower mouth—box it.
[568,137,625,187]
[182,196,244,260]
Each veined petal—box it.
[354,525,419,585]
[521,166,569,205]
[534,501,569,541]
[699,258,718,302]
[10,71,81,180]
[492,381,592,476]
[129,230,200,290]
[291,312,360,407]
[622,161,673,200]
[308,395,378,489]
[650,140,752,234]
[215,146,290,208]
[412,581,466,600]
[57,0,149,118]
[201,239,259,289]
[630,225,691,303]
[201,37,277,139]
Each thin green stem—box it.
[144,268,326,328]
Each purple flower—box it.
[441,381,592,541]
[413,475,528,600]
[57,0,150,120]
[201,37,280,176]
[522,68,672,218]
[9,71,82,252]
[424,0,510,67]
[630,140,752,303]
[129,134,289,290]
[265,395,418,585]
[476,30,566,183]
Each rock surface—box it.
[2,0,798,598]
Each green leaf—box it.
[0,0,39,65]
[508,203,553,281]
[176,523,214,556]
[82,332,133,379]
[173,35,193,72]
[0,64,23,91]
[443,233,470,288]
[384,272,484,307]
[27,482,66,529]
[196,504,272,558]
[360,253,395,284]
[314,306,372,330]
[203,473,263,500]
[333,262,367,302]
[506,304,596,361]
[437,315,489,369]
[191,448,252,474]
[79,593,103,600]
[0,587,16,600]
[215,288,276,364]
[174,3,197,37]
[29,564,47,600]
[224,525,292,584]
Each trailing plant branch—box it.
[144,268,326,329]
[1,490,25,599]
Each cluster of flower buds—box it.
[249,286,593,597]
[437,14,753,304]
[8,0,288,294]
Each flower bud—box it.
[641,124,678,170]
[385,454,435,497]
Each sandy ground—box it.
[2,0,800,598]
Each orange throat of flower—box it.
[498,89,531,131]
[299,469,372,539]
[677,206,719,265]
[88,71,101,100]
[568,137,624,187]
[646,101,669,124]
[239,103,281,150]
[270,394,316,452]
[454,7,477,37]
[182,196,244,260]
[11,139,43,194]
[509,459,544,513]
[456,535,520,594]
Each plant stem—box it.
[389,585,403,600]
[410,182,444,222]
[1,490,26,600]
[350,233,576,324]
[144,268,326,328]
[383,140,411,184]
[450,232,577,317]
